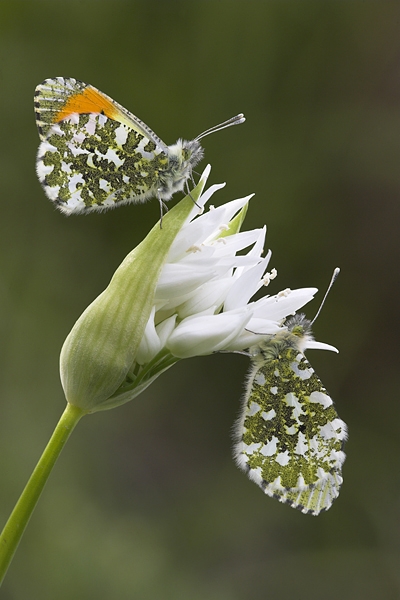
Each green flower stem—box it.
[0,402,85,586]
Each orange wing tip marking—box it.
[54,87,118,123]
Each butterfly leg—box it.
[185,180,201,209]
[157,191,169,228]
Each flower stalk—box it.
[0,403,84,585]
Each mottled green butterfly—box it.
[234,269,347,515]
[35,77,245,216]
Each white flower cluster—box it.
[136,166,333,364]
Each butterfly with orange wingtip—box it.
[35,77,245,216]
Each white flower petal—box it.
[251,287,318,321]
[225,323,283,352]
[136,306,162,364]
[246,226,267,260]
[156,315,177,347]
[170,196,252,262]
[245,317,283,335]
[206,228,266,259]
[305,340,339,353]
[224,251,272,312]
[155,265,219,299]
[167,183,226,262]
[167,311,252,358]
[201,196,254,244]
[175,278,233,319]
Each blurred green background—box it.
[1,1,399,598]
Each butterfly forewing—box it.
[271,468,343,515]
[234,334,347,515]
[35,77,167,145]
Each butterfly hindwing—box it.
[234,323,347,515]
[36,111,169,214]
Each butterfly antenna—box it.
[195,114,245,141]
[311,267,340,325]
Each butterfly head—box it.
[250,315,313,363]
[283,314,314,353]
[285,313,312,336]
[160,139,204,200]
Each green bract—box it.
[60,174,208,413]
